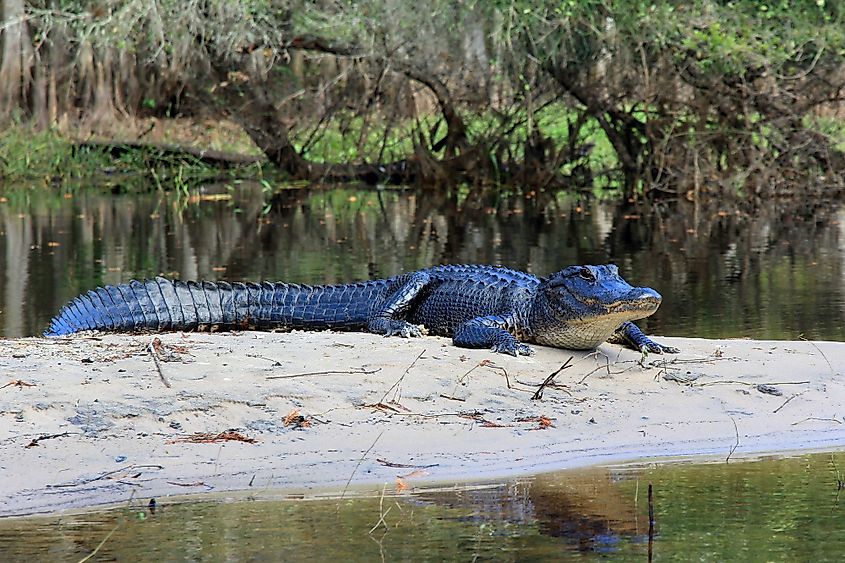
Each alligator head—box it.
[529,264,662,350]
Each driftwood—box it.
[76,139,266,168]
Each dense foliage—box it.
[1,1,844,197]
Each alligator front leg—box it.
[453,315,534,356]
[367,272,429,338]
[611,321,679,354]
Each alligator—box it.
[44,264,678,356]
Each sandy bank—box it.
[1,331,844,517]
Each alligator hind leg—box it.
[453,315,534,356]
[611,321,679,354]
[367,272,430,338]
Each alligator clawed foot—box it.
[640,343,680,355]
[381,321,423,338]
[492,341,534,356]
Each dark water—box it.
[1,182,843,340]
[1,453,844,561]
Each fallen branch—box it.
[25,432,73,448]
[267,367,381,380]
[169,430,257,444]
[1,379,36,389]
[77,139,265,168]
[532,357,574,400]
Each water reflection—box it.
[415,472,643,554]
[1,183,843,339]
[1,454,843,561]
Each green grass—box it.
[2,107,623,194]
[290,103,621,181]
[0,127,109,185]
[0,125,270,192]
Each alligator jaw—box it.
[604,289,662,318]
[532,286,663,350]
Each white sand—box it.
[1,331,844,517]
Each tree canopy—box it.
[2,0,844,197]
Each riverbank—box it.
[1,331,844,517]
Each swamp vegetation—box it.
[1,1,845,199]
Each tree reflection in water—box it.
[1,183,843,341]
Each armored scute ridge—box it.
[46,264,677,356]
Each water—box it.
[2,184,844,559]
[1,453,843,561]
[1,182,843,340]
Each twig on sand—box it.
[532,357,574,400]
[169,430,257,444]
[380,349,426,404]
[364,402,411,413]
[443,359,507,400]
[801,337,836,376]
[49,464,165,488]
[444,360,485,400]
[1,379,36,389]
[726,417,740,463]
[338,431,384,512]
[148,337,172,388]
[483,362,520,390]
[578,350,612,384]
[376,458,439,469]
[773,391,807,414]
[25,432,74,448]
[246,353,284,366]
[695,379,810,388]
[439,393,466,402]
[791,416,843,426]
[267,367,381,380]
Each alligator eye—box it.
[578,268,596,282]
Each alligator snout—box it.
[633,287,662,304]
[603,287,662,316]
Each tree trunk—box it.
[0,0,34,122]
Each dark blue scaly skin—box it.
[44,264,678,356]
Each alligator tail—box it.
[45,277,386,337]
[45,278,261,336]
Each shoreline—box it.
[2,331,844,517]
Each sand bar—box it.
[1,331,844,517]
